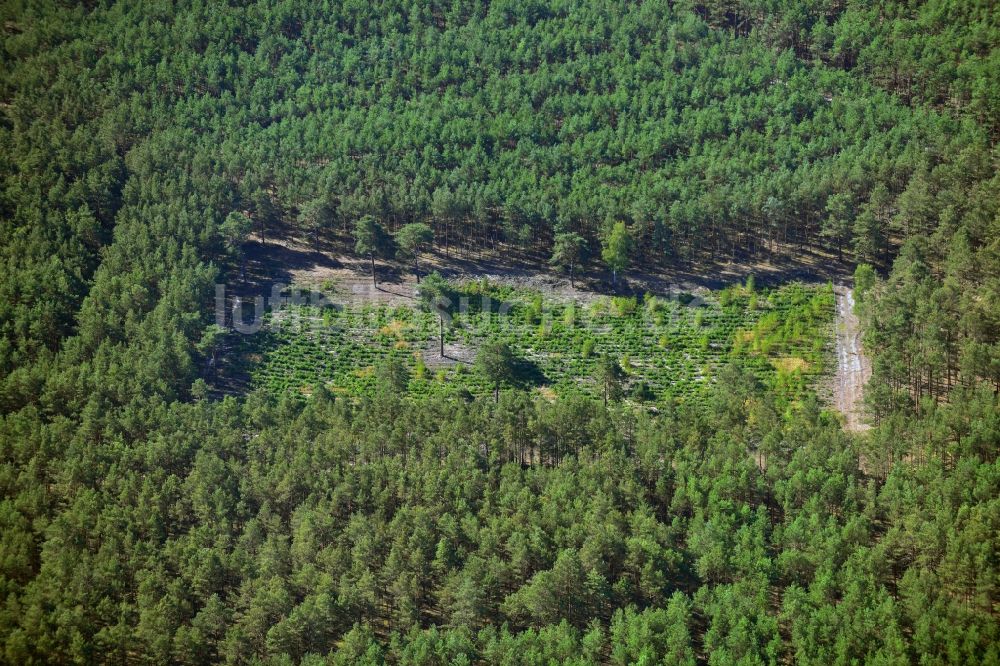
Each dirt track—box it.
[833,286,871,431]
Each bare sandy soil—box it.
[832,286,872,431]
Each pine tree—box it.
[550,232,586,287]
[395,223,434,282]
[602,223,633,287]
[354,215,388,287]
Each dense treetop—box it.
[0,0,997,663]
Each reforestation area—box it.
[1,1,998,664]
[228,279,834,405]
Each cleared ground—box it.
[833,286,872,431]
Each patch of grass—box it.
[772,356,810,373]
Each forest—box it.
[0,0,998,664]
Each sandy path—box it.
[833,286,871,431]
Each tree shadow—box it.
[204,326,283,397]
[511,356,548,388]
[446,283,516,316]
[376,284,417,300]
[237,240,342,297]
[374,263,407,286]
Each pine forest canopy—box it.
[0,0,998,663]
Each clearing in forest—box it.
[216,278,836,405]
